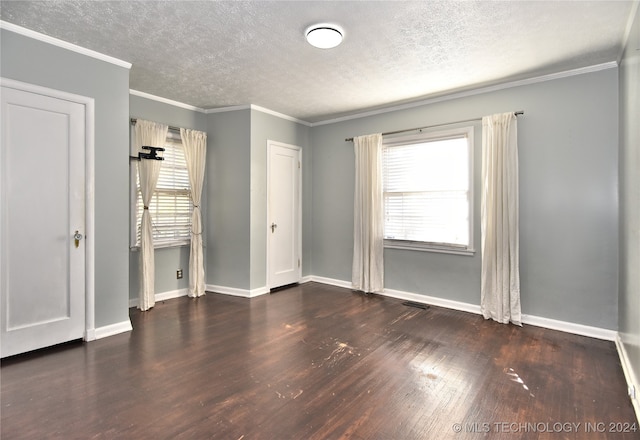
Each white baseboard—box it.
[305,275,352,289]
[521,314,616,341]
[383,287,482,316]
[615,334,640,422]
[205,284,269,298]
[84,329,96,341]
[129,288,189,308]
[94,319,133,340]
[302,276,616,341]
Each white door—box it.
[1,85,86,358]
[267,141,301,289]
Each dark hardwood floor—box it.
[2,282,638,439]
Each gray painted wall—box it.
[1,29,130,328]
[619,4,640,405]
[128,94,207,303]
[249,110,310,290]
[206,109,252,289]
[311,68,619,329]
[2,25,625,340]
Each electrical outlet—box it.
[177,269,183,279]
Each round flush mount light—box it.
[305,24,344,49]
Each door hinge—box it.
[298,161,301,169]
[298,259,301,268]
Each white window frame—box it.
[382,126,475,255]
[129,129,193,250]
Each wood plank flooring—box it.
[2,282,638,439]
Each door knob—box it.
[74,230,83,248]
[271,223,278,233]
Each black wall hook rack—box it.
[130,146,165,161]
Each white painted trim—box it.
[0,21,131,69]
[303,276,352,289]
[251,105,312,126]
[204,104,252,114]
[128,288,189,308]
[84,328,96,342]
[205,284,269,298]
[618,0,640,63]
[129,89,206,113]
[382,287,482,316]
[250,286,270,297]
[85,94,96,344]
[94,320,133,340]
[204,104,312,126]
[1,78,97,345]
[521,314,616,341]
[301,275,313,284]
[302,276,616,341]
[615,334,640,421]
[311,62,618,127]
[156,288,189,302]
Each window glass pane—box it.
[383,134,470,247]
[134,138,192,247]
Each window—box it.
[132,133,192,248]
[382,126,474,254]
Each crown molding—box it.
[311,61,618,126]
[618,0,640,63]
[129,89,207,112]
[204,104,252,114]
[249,105,312,126]
[0,20,131,69]
[129,92,313,126]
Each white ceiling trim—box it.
[249,105,312,127]
[311,61,619,127]
[130,89,206,113]
[204,104,311,126]
[204,104,252,114]
[0,20,132,69]
[129,93,311,126]
[618,0,640,63]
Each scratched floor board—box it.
[1,282,638,439]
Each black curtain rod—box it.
[345,111,524,142]
[130,118,181,133]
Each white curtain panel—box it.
[352,133,384,293]
[481,112,521,325]
[180,128,207,298]
[135,119,168,311]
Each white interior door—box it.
[1,84,86,358]
[267,141,301,289]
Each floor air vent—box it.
[402,301,429,310]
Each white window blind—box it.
[383,129,473,252]
[134,137,192,248]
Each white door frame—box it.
[1,78,96,341]
[266,140,302,289]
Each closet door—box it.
[1,84,86,357]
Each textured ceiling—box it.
[1,1,635,123]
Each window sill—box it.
[384,240,475,256]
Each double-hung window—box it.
[382,126,474,254]
[132,132,192,248]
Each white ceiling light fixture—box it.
[305,24,344,49]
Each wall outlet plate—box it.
[177,269,183,279]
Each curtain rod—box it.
[344,111,524,142]
[130,118,181,133]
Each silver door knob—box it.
[74,230,83,248]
